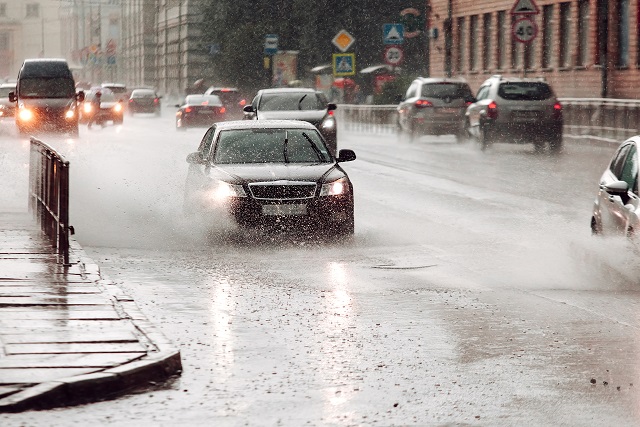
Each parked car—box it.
[396,77,475,142]
[242,88,338,156]
[465,75,563,152]
[80,88,124,125]
[128,88,161,116]
[0,82,16,117]
[591,136,640,237]
[175,94,226,130]
[203,87,247,120]
[183,120,356,236]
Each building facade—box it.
[0,0,65,80]
[428,0,640,98]
[121,0,157,88]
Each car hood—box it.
[215,163,340,183]
[19,98,75,109]
[257,110,327,123]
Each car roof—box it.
[415,77,469,84]
[258,88,317,94]
[213,120,318,131]
[207,87,239,92]
[101,82,127,88]
[131,88,156,94]
[486,75,550,84]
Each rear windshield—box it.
[420,83,473,99]
[104,86,127,94]
[19,77,75,98]
[258,92,325,111]
[498,82,553,101]
[132,90,156,98]
[211,91,244,105]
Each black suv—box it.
[397,77,475,142]
[465,75,563,152]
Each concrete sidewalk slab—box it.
[0,212,181,412]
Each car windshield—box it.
[19,78,75,98]
[498,82,553,101]
[133,90,156,98]
[211,91,243,105]
[214,129,331,164]
[88,91,116,102]
[185,95,221,106]
[421,83,473,99]
[259,92,324,111]
[105,86,127,94]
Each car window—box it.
[419,83,472,99]
[475,85,490,101]
[213,129,330,164]
[611,144,633,179]
[619,145,638,193]
[497,82,553,101]
[198,127,216,156]
[184,95,222,105]
[258,93,324,111]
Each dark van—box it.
[9,58,84,136]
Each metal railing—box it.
[335,99,640,144]
[29,137,73,266]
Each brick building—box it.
[427,0,638,98]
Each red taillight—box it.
[220,107,226,114]
[185,107,192,113]
[128,99,133,103]
[154,98,159,104]
[487,101,498,120]
[328,110,334,116]
[553,101,562,119]
[415,99,433,108]
[239,99,246,106]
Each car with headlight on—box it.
[80,88,124,125]
[242,88,338,156]
[184,120,356,236]
[591,135,640,238]
[175,94,226,130]
[0,83,16,117]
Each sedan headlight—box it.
[320,177,348,196]
[321,115,336,129]
[65,110,75,119]
[211,181,247,201]
[113,103,122,113]
[83,103,92,113]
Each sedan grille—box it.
[249,182,317,200]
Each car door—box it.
[466,85,490,137]
[185,126,217,204]
[598,143,634,234]
[610,143,639,234]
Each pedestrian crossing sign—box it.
[333,53,356,76]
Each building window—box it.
[0,3,6,17]
[469,15,478,71]
[558,2,571,68]
[483,13,492,70]
[524,39,534,70]
[497,11,506,70]
[618,0,629,67]
[576,0,589,66]
[542,5,553,68]
[510,15,519,69]
[456,17,465,72]
[595,0,607,65]
[26,3,39,18]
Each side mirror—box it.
[186,152,205,164]
[394,94,403,104]
[175,104,181,108]
[243,105,254,113]
[337,149,356,162]
[76,91,85,102]
[466,96,477,104]
[327,103,337,111]
[9,91,16,103]
[604,180,629,196]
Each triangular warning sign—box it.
[386,27,402,41]
[337,58,352,72]
[510,0,540,15]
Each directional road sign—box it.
[333,53,356,76]
[383,24,404,45]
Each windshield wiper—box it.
[302,132,326,162]
[298,94,307,110]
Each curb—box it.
[0,239,182,413]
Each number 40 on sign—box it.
[512,17,538,43]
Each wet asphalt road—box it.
[2,113,640,426]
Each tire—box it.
[455,123,468,143]
[479,124,492,151]
[176,120,186,131]
[591,217,601,235]
[549,134,563,154]
[114,117,123,125]
[70,126,79,138]
[533,137,545,153]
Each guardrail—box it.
[29,137,73,266]
[336,99,640,144]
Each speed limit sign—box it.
[384,45,404,66]
[512,17,538,43]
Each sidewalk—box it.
[0,212,181,412]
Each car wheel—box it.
[114,117,123,125]
[479,124,492,151]
[533,137,545,153]
[591,217,601,235]
[70,126,79,138]
[549,134,563,154]
[455,123,468,143]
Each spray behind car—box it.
[9,58,85,137]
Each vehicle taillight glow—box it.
[220,107,226,114]
[185,107,192,113]
[487,101,498,120]
[18,108,33,121]
[154,98,159,104]
[415,99,433,108]
[239,99,246,106]
[553,101,562,119]
[328,110,334,116]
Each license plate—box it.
[438,108,457,114]
[198,110,212,114]
[513,111,538,120]
[262,204,307,216]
